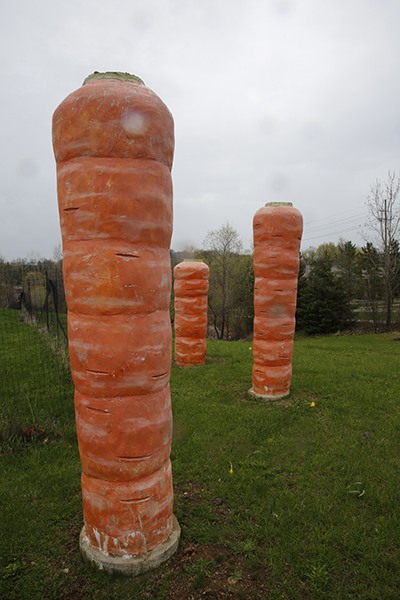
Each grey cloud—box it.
[1,0,400,259]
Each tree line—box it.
[173,172,400,338]
[171,227,397,340]
[298,171,400,334]
[171,222,254,341]
[3,234,399,339]
[2,172,399,338]
[296,238,400,335]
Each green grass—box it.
[1,333,400,598]
[171,335,400,597]
[0,308,74,452]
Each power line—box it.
[305,213,365,234]
[305,205,366,226]
[303,224,362,242]
[302,204,367,243]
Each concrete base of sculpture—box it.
[248,387,290,401]
[79,515,180,576]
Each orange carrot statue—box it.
[174,260,209,366]
[52,72,179,574]
[250,202,303,399]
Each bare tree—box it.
[359,242,384,332]
[202,222,251,339]
[364,171,400,326]
[52,243,63,264]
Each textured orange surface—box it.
[252,204,303,398]
[53,74,174,556]
[174,261,209,366]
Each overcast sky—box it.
[1,0,400,261]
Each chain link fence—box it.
[0,261,74,451]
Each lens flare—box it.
[121,110,147,135]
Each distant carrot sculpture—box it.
[52,72,179,574]
[250,202,303,399]
[174,260,209,366]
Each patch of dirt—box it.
[49,481,296,599]
[20,424,46,442]
[174,481,232,523]
[158,481,271,599]
[164,542,270,599]
[205,356,230,364]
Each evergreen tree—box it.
[296,256,352,335]
[336,239,360,299]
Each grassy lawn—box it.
[1,333,400,598]
[0,308,74,451]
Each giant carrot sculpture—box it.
[250,202,303,400]
[174,260,209,366]
[52,72,179,574]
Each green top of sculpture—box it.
[265,202,293,207]
[83,71,145,85]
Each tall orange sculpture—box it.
[174,260,209,366]
[250,202,303,400]
[52,72,180,574]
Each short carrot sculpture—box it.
[52,72,179,574]
[174,260,209,366]
[250,202,303,399]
